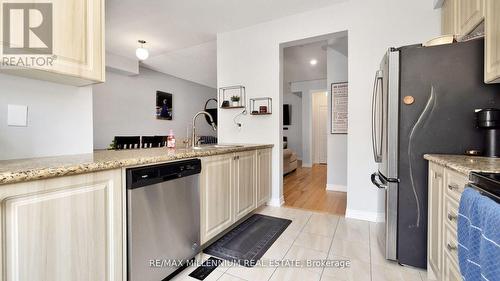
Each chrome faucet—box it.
[192,111,217,147]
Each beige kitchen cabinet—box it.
[442,0,457,35]
[485,0,500,83]
[428,163,444,280]
[457,0,485,37]
[200,148,272,244]
[427,162,468,281]
[0,169,123,281]
[200,154,234,244]
[257,148,272,206]
[0,0,105,86]
[234,151,256,221]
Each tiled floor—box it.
[172,206,429,281]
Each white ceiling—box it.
[105,0,344,87]
[145,41,217,88]
[283,34,348,86]
[284,41,328,84]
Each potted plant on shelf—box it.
[230,95,241,107]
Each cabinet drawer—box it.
[444,195,460,231]
[444,169,468,202]
[444,223,459,269]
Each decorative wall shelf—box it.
[250,97,272,115]
[219,85,246,109]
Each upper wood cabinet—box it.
[457,0,485,37]
[442,0,457,35]
[0,169,123,281]
[485,0,500,83]
[0,0,105,86]
[441,0,500,83]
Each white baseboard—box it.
[345,208,385,222]
[326,184,347,192]
[302,162,312,168]
[267,196,285,207]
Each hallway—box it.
[283,164,347,215]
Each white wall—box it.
[327,46,348,191]
[0,74,93,160]
[217,0,440,220]
[290,79,327,167]
[282,91,302,160]
[92,67,217,149]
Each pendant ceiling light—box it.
[136,40,149,61]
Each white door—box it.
[312,92,328,164]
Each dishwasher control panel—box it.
[126,159,202,189]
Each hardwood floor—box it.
[283,164,347,216]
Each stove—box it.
[469,172,500,202]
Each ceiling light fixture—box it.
[136,40,149,61]
[310,59,318,66]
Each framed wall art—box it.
[331,82,348,134]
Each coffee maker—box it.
[477,108,500,157]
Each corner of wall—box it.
[345,208,385,223]
[326,184,347,192]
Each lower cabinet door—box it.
[200,154,234,244]
[234,151,256,221]
[0,169,123,281]
[257,149,272,206]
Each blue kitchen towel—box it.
[458,188,500,281]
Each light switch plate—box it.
[7,104,28,127]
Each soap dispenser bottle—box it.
[167,129,176,148]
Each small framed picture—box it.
[156,91,173,120]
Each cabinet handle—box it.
[447,243,457,252]
[448,184,459,191]
[447,212,458,222]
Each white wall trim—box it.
[267,196,285,207]
[302,162,313,168]
[345,208,385,222]
[326,184,347,192]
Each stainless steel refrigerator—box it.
[370,38,500,269]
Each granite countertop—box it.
[424,154,500,175]
[0,144,273,185]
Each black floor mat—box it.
[203,214,292,267]
[188,257,222,280]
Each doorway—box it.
[280,31,348,215]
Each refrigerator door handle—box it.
[371,172,387,189]
[372,70,383,163]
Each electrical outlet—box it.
[7,104,28,127]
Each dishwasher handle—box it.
[127,159,202,189]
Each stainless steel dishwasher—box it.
[126,159,201,281]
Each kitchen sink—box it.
[191,144,244,150]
